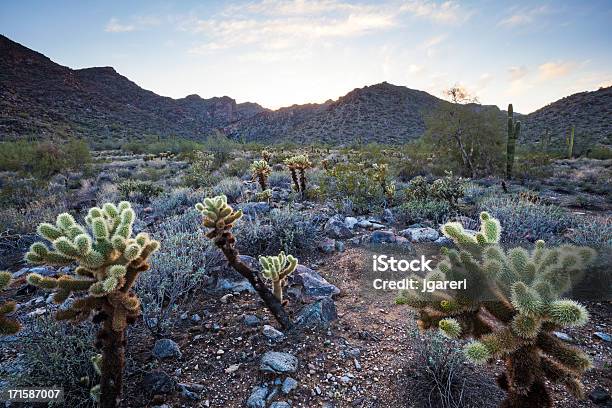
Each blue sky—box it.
[1,0,611,112]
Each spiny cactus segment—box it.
[25,201,160,408]
[397,211,596,407]
[259,251,298,303]
[0,271,21,335]
[195,195,243,243]
[251,159,272,191]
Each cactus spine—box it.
[0,271,21,335]
[284,155,312,193]
[259,251,298,304]
[506,103,521,179]
[251,160,272,191]
[195,196,293,329]
[397,212,595,407]
[567,126,575,159]
[25,202,160,408]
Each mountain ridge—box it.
[1,34,610,146]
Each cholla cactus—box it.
[251,160,272,191]
[372,163,395,205]
[25,202,159,408]
[0,271,20,335]
[430,171,464,205]
[284,155,312,192]
[259,251,298,304]
[261,150,272,163]
[397,212,595,408]
[506,103,521,179]
[256,189,272,203]
[195,196,293,329]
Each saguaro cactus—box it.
[25,202,160,408]
[397,212,595,408]
[195,196,293,329]
[0,271,21,335]
[259,251,297,304]
[251,160,272,191]
[506,104,520,179]
[284,155,312,192]
[567,126,575,159]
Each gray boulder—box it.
[324,215,353,239]
[152,339,182,359]
[318,238,336,254]
[369,230,397,244]
[282,377,298,394]
[143,371,176,395]
[295,297,338,328]
[263,325,285,342]
[399,227,439,242]
[260,352,298,374]
[344,217,359,229]
[246,386,269,408]
[290,265,340,299]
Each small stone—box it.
[340,376,351,384]
[282,377,298,394]
[399,227,439,242]
[180,312,189,320]
[152,339,182,359]
[553,331,573,342]
[594,332,611,342]
[225,364,240,374]
[143,371,176,395]
[344,217,359,229]
[335,240,345,252]
[588,386,611,404]
[220,294,233,303]
[369,230,396,244]
[244,314,261,327]
[354,359,361,371]
[318,238,336,254]
[191,314,201,323]
[263,325,285,342]
[246,386,269,408]
[357,220,372,228]
[269,402,290,408]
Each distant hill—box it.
[520,86,612,146]
[1,34,610,147]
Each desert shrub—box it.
[403,331,502,408]
[137,211,223,333]
[567,215,612,248]
[10,317,98,408]
[396,198,452,226]
[121,137,204,155]
[513,151,555,180]
[0,186,69,235]
[587,144,612,160]
[117,180,163,202]
[224,158,251,178]
[212,177,246,203]
[0,139,91,179]
[149,187,208,218]
[320,162,387,214]
[477,196,574,244]
[182,151,219,188]
[234,207,319,256]
[268,171,292,188]
[404,172,464,204]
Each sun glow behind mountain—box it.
[1,0,611,113]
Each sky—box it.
[1,0,611,113]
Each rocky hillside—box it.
[520,86,612,146]
[0,35,267,142]
[1,34,610,146]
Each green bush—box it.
[117,180,163,202]
[9,317,98,408]
[404,172,464,204]
[396,198,452,225]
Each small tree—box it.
[0,271,21,335]
[195,195,294,329]
[251,160,272,191]
[398,212,595,407]
[25,202,160,408]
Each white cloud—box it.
[498,6,548,28]
[538,61,575,79]
[105,18,135,33]
[400,0,472,24]
[508,66,528,81]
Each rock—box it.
[290,265,340,299]
[357,220,372,229]
[260,352,298,374]
[382,208,395,223]
[246,386,269,408]
[179,384,200,400]
[14,266,56,279]
[191,314,201,323]
[399,227,439,242]
[295,297,338,328]
[335,240,345,252]
[269,402,291,408]
[152,339,182,359]
[220,294,233,303]
[324,215,353,239]
[263,325,285,342]
[282,377,298,394]
[370,223,386,230]
[369,230,396,244]
[344,217,359,229]
[589,386,611,404]
[238,202,271,217]
[434,236,453,247]
[553,331,573,342]
[243,314,261,327]
[225,364,240,374]
[594,332,612,342]
[318,238,336,254]
[216,278,254,293]
[143,371,176,395]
